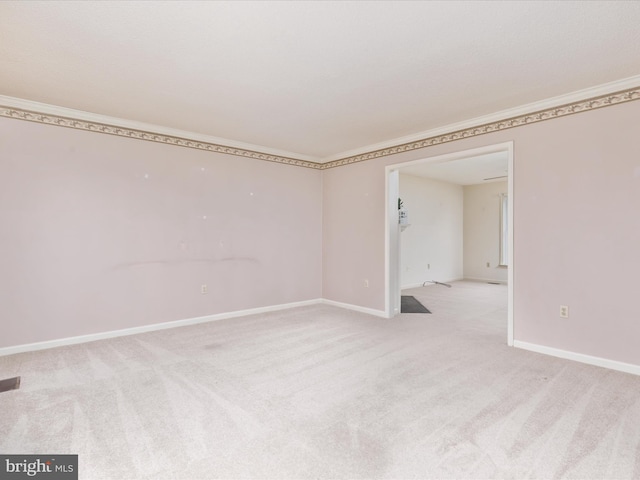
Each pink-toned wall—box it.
[322,100,640,366]
[322,159,387,308]
[0,118,322,348]
[3,99,640,367]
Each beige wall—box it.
[463,181,508,283]
[0,117,323,348]
[399,174,463,288]
[322,100,640,366]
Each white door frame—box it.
[384,141,514,346]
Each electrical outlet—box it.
[560,305,569,318]
[427,264,430,269]
[201,284,208,294]
[364,279,369,288]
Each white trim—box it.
[0,95,320,163]
[322,74,640,162]
[2,75,640,169]
[5,299,637,378]
[0,299,323,357]
[321,299,389,318]
[461,277,508,285]
[386,142,512,172]
[499,192,508,267]
[384,168,400,318]
[403,278,464,290]
[506,142,514,346]
[514,340,640,377]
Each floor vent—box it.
[0,376,21,393]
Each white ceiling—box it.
[401,152,508,186]
[1,1,640,162]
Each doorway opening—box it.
[385,142,514,346]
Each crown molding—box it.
[322,78,640,169]
[321,74,640,163]
[0,96,322,169]
[2,74,640,171]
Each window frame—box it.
[499,193,508,267]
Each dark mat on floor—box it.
[401,296,431,313]
[0,376,20,393]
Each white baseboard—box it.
[0,298,323,357]
[514,340,640,377]
[5,302,638,378]
[463,277,507,284]
[320,299,389,318]
[402,278,463,290]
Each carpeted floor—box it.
[1,281,640,479]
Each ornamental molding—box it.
[1,85,639,170]
[321,86,640,169]
[0,106,322,170]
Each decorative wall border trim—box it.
[1,85,639,170]
[321,86,640,169]
[0,105,323,170]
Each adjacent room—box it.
[1,1,640,479]
[395,150,510,324]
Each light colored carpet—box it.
[1,281,640,479]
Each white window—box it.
[499,193,508,266]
